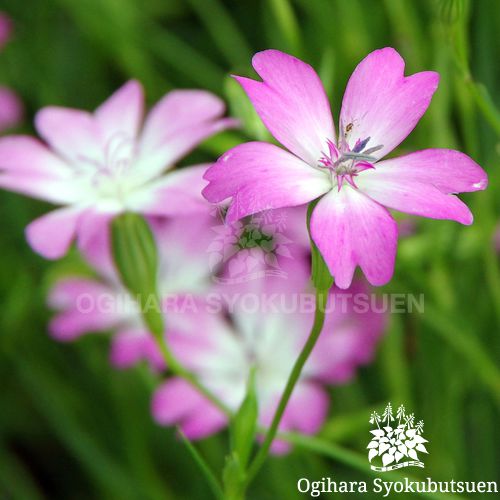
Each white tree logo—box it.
[367,403,429,471]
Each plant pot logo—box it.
[368,403,429,472]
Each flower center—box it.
[74,133,137,201]
[318,135,383,191]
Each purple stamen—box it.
[318,136,381,191]
[352,136,370,153]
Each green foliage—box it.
[1,0,500,498]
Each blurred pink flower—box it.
[397,219,417,238]
[0,13,23,132]
[0,13,12,50]
[0,86,23,132]
[208,206,310,284]
[48,210,216,370]
[203,48,488,289]
[494,223,500,253]
[0,80,237,259]
[152,275,386,453]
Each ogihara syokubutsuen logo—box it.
[368,403,428,472]
[296,402,499,497]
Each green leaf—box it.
[267,0,303,56]
[186,0,252,67]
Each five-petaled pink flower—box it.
[0,81,236,259]
[203,48,488,289]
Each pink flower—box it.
[152,274,386,452]
[203,48,488,289]
[208,206,310,284]
[0,80,236,259]
[494,223,500,254]
[0,14,23,132]
[48,210,216,370]
[0,13,12,50]
[0,86,23,132]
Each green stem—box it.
[178,429,224,500]
[244,289,329,485]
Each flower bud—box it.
[111,213,164,335]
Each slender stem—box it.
[244,289,329,484]
[178,429,224,500]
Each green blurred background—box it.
[0,0,499,498]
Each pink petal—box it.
[0,86,23,131]
[268,440,291,455]
[48,278,122,340]
[0,135,69,176]
[135,117,236,185]
[357,169,475,225]
[35,107,103,165]
[202,142,331,223]
[0,13,12,49]
[166,305,235,371]
[281,383,329,435]
[370,149,488,193]
[260,383,329,455]
[0,171,79,204]
[137,90,235,181]
[0,136,79,203]
[339,47,439,160]
[151,378,227,439]
[309,283,386,383]
[494,223,500,254]
[110,330,164,370]
[127,164,211,216]
[141,90,225,148]
[48,277,111,308]
[310,188,397,289]
[94,80,144,143]
[234,50,335,165]
[180,403,227,440]
[152,379,201,424]
[25,206,84,259]
[152,215,216,292]
[49,311,106,341]
[76,209,115,276]
[110,331,146,367]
